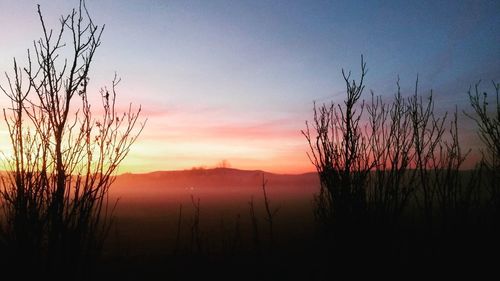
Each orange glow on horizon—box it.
[115,116,315,175]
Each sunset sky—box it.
[0,0,499,174]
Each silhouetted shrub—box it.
[0,0,145,276]
[466,81,500,215]
[303,56,490,269]
[302,56,373,231]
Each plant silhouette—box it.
[303,56,499,271]
[0,0,145,276]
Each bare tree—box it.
[406,80,448,230]
[261,174,279,252]
[366,79,415,226]
[302,56,490,269]
[302,56,374,227]
[466,81,500,214]
[432,108,480,230]
[0,0,145,275]
[217,159,231,169]
[190,195,202,255]
[248,196,260,255]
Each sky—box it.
[0,0,499,174]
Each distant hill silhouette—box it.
[114,168,319,190]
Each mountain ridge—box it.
[113,167,319,189]
[117,167,317,177]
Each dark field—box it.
[92,168,499,280]
[99,168,322,279]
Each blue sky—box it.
[0,0,499,172]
